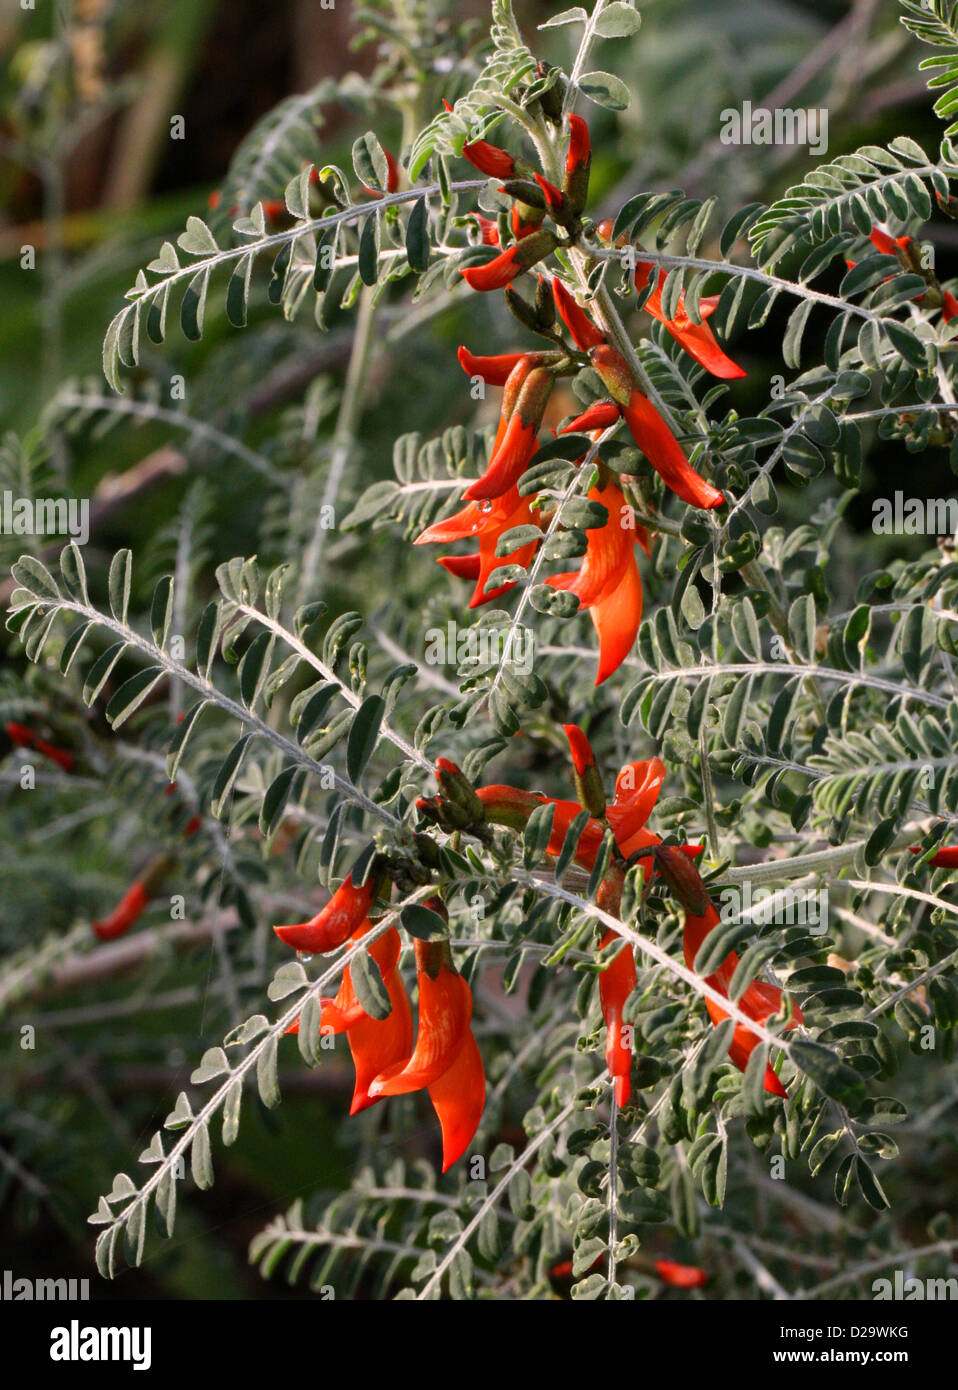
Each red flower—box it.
[654,1259,708,1289]
[563,113,591,213]
[441,99,517,178]
[552,278,606,351]
[457,346,537,386]
[289,922,413,1115]
[562,721,606,817]
[511,205,543,240]
[460,228,558,293]
[511,735,672,1105]
[564,722,597,780]
[4,721,75,772]
[634,262,746,380]
[844,226,912,279]
[461,244,525,292]
[599,927,637,1107]
[533,171,565,216]
[92,852,174,941]
[463,357,553,501]
[845,228,958,319]
[464,410,538,499]
[910,843,958,867]
[478,743,796,1104]
[477,754,673,873]
[461,140,515,177]
[274,872,377,953]
[868,227,908,258]
[605,756,669,858]
[683,901,802,1096]
[360,149,400,196]
[92,880,150,942]
[560,400,621,434]
[488,740,788,1098]
[369,939,485,1171]
[546,479,648,683]
[414,484,539,607]
[565,113,591,178]
[474,214,500,246]
[590,345,724,510]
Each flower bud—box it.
[563,723,606,817]
[435,757,485,823]
[654,844,710,917]
[562,114,591,215]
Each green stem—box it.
[295,285,378,607]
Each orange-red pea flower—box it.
[564,722,598,780]
[551,1255,708,1289]
[634,262,746,381]
[846,228,958,321]
[910,843,958,867]
[368,939,485,1171]
[560,400,621,434]
[461,228,558,293]
[93,881,150,942]
[559,723,636,1104]
[533,171,565,216]
[474,214,501,246]
[868,226,909,258]
[476,755,673,873]
[464,359,553,501]
[546,479,648,684]
[442,101,517,180]
[654,1259,708,1288]
[566,113,590,178]
[683,901,802,1096]
[563,113,591,212]
[414,484,539,607]
[477,744,796,1104]
[288,921,413,1115]
[360,149,399,196]
[598,926,637,1107]
[845,228,914,279]
[457,346,536,386]
[5,721,75,772]
[463,140,516,178]
[552,278,606,351]
[274,872,376,954]
[591,345,725,510]
[526,737,793,1098]
[476,747,713,1106]
[461,243,528,292]
[511,205,543,240]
